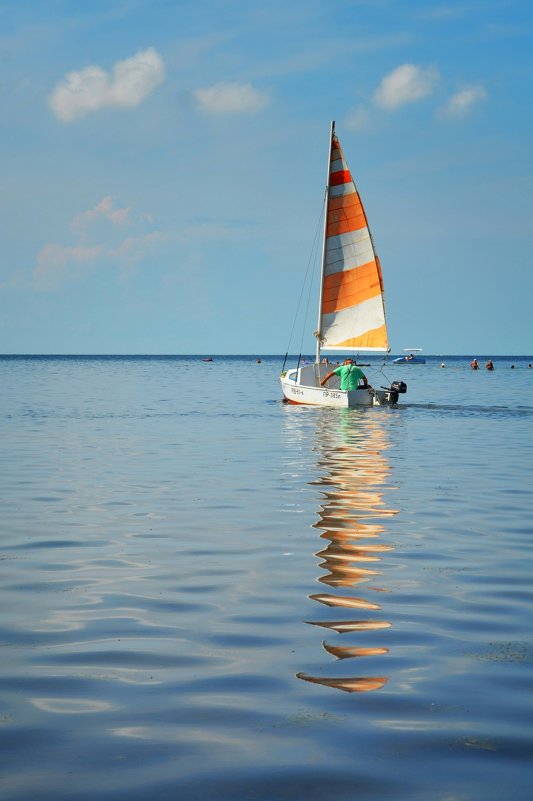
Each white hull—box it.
[280,365,395,408]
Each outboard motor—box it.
[382,380,407,404]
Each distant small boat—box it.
[201,357,213,362]
[393,349,426,364]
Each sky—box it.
[1,0,532,355]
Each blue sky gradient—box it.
[1,0,532,354]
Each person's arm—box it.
[320,370,336,386]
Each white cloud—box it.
[439,85,488,118]
[110,231,165,260]
[49,48,165,122]
[31,198,164,290]
[193,81,269,113]
[71,196,130,235]
[373,64,439,110]
[33,243,103,290]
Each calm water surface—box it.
[1,355,532,800]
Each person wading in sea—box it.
[320,358,370,390]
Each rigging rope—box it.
[282,192,327,372]
[366,355,393,389]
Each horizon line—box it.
[1,353,532,359]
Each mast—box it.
[315,120,335,366]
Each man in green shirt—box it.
[320,358,370,391]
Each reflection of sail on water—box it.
[297,410,398,693]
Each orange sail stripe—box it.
[327,192,367,237]
[327,209,366,237]
[330,169,352,186]
[334,324,389,350]
[328,193,362,213]
[322,262,381,314]
[324,260,379,291]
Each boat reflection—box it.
[293,408,398,693]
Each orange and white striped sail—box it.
[319,133,389,352]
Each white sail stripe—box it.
[330,157,348,173]
[330,183,356,198]
[325,246,375,275]
[321,295,386,347]
[327,228,372,252]
[325,229,375,275]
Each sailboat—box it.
[280,121,406,408]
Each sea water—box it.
[0,355,532,800]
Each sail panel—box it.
[330,169,352,186]
[325,230,375,275]
[326,325,388,351]
[330,157,348,172]
[321,296,389,351]
[328,192,366,214]
[322,261,382,314]
[330,183,356,198]
[326,194,367,238]
[320,132,389,353]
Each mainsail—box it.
[318,128,389,352]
